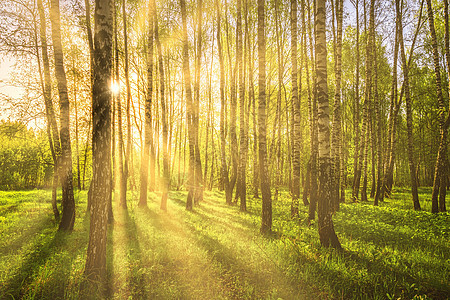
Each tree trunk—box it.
[155,3,169,211]
[121,0,131,208]
[73,60,82,191]
[193,0,204,204]
[371,0,383,205]
[236,0,247,211]
[331,0,343,211]
[82,116,91,191]
[229,1,238,201]
[243,0,252,199]
[440,0,450,212]
[258,0,272,234]
[355,0,372,203]
[315,0,341,249]
[398,0,420,210]
[351,0,360,202]
[50,0,75,231]
[180,0,195,210]
[216,0,232,204]
[139,0,154,208]
[380,1,399,202]
[251,33,259,200]
[37,0,60,221]
[305,0,318,221]
[383,0,423,200]
[84,0,112,285]
[291,0,301,217]
[272,0,283,203]
[426,0,448,213]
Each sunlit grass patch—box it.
[274,188,449,300]
[0,189,90,299]
[0,187,448,299]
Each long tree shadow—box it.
[0,230,70,299]
[142,193,303,298]
[105,223,114,299]
[121,209,149,299]
[335,205,450,255]
[182,216,304,299]
[0,213,55,257]
[166,193,303,298]
[136,207,191,299]
[169,192,257,230]
[337,248,450,299]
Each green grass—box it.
[0,187,448,299]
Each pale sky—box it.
[0,56,24,100]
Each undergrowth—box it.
[0,187,448,299]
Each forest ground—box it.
[0,187,448,299]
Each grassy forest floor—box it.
[0,187,448,299]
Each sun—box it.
[110,80,120,95]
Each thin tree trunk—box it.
[426,0,449,213]
[380,0,399,201]
[235,0,247,211]
[120,0,131,208]
[82,116,91,191]
[373,0,383,205]
[272,0,283,202]
[243,0,252,198]
[315,0,341,249]
[73,59,82,191]
[251,36,259,199]
[439,0,450,212]
[355,0,371,203]
[154,3,169,211]
[180,0,195,210]
[139,0,153,208]
[50,0,75,231]
[229,2,238,200]
[398,0,420,210]
[204,51,213,189]
[331,0,343,210]
[37,0,60,221]
[351,0,360,202]
[258,0,272,234]
[115,1,126,209]
[370,110,376,199]
[306,0,318,221]
[216,0,232,204]
[193,0,204,204]
[291,0,301,217]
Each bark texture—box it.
[84,0,112,285]
[315,0,341,249]
[50,0,75,231]
[258,0,272,234]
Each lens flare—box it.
[111,81,120,95]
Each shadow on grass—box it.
[274,202,450,299]
[0,230,70,299]
[0,214,55,257]
[136,207,190,299]
[169,192,257,231]
[339,249,450,299]
[105,223,114,299]
[335,205,449,255]
[162,193,302,298]
[122,209,149,299]
[182,210,302,299]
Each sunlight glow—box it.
[111,80,120,95]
